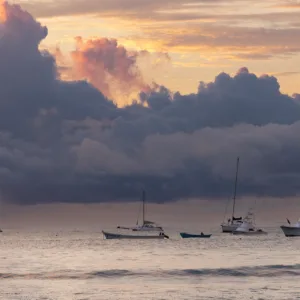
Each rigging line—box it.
[232,157,239,219]
[136,199,142,225]
[252,197,258,226]
[222,195,231,223]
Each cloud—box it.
[54,36,170,105]
[19,0,300,61]
[21,0,233,19]
[135,25,300,59]
[69,37,156,105]
[22,0,300,29]
[1,2,300,204]
[274,1,300,9]
[273,71,300,77]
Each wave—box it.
[1,264,300,280]
[169,264,300,277]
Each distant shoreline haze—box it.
[1,197,299,230]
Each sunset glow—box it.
[4,0,297,102]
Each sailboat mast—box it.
[232,157,239,222]
[142,190,145,225]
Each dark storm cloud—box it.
[1,2,300,204]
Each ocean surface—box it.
[1,227,300,300]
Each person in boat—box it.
[159,232,169,238]
[201,232,204,235]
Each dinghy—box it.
[180,232,211,238]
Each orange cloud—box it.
[68,36,171,105]
[273,1,300,9]
[22,0,300,64]
[124,23,300,61]
[0,1,7,22]
[21,0,231,19]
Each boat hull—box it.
[232,230,267,236]
[180,232,211,238]
[280,226,300,237]
[102,231,166,240]
[221,224,240,233]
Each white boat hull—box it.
[221,223,240,233]
[102,231,166,240]
[232,230,267,236]
[280,226,300,237]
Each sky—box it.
[16,0,300,97]
[1,1,300,205]
[3,197,300,229]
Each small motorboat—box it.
[180,232,211,238]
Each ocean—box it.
[1,227,300,300]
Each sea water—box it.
[1,228,300,300]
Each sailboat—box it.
[221,157,244,233]
[117,190,163,232]
[102,190,169,240]
[102,231,168,239]
[232,209,267,235]
[280,218,300,237]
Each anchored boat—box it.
[221,157,244,233]
[180,232,211,238]
[232,210,267,236]
[117,190,163,232]
[280,218,300,237]
[102,231,169,239]
[103,190,169,239]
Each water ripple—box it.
[1,264,299,280]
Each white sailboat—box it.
[280,218,300,237]
[221,157,244,232]
[102,190,168,240]
[232,209,267,236]
[102,231,167,239]
[117,190,163,232]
